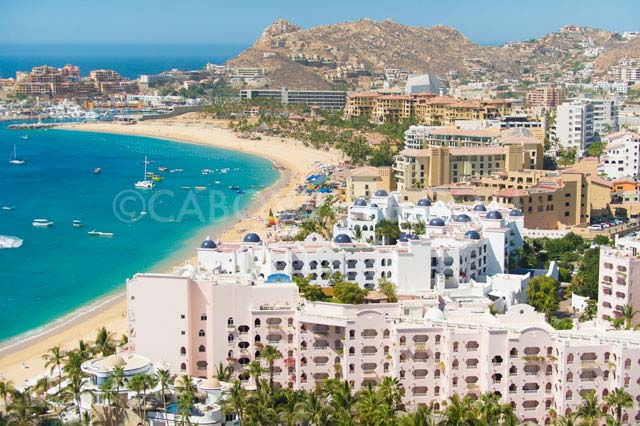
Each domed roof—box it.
[199,377,221,390]
[333,234,352,244]
[243,233,261,243]
[408,234,419,240]
[399,234,409,242]
[454,214,472,223]
[429,217,445,227]
[486,210,503,220]
[374,189,388,197]
[370,203,378,208]
[353,198,367,207]
[425,307,445,322]
[473,204,487,212]
[200,236,217,249]
[509,209,523,217]
[417,198,432,207]
[465,230,481,240]
[97,354,125,370]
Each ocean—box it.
[0,44,247,79]
[0,125,279,343]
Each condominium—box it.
[393,128,543,190]
[526,86,564,109]
[239,87,347,110]
[598,131,640,180]
[555,100,595,153]
[598,234,640,326]
[128,270,640,424]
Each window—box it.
[198,330,205,337]
[180,347,186,355]
[198,345,205,353]
[201,314,207,321]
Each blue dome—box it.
[374,189,388,197]
[429,217,446,227]
[417,198,432,207]
[200,237,217,249]
[454,214,472,223]
[266,273,292,283]
[408,234,419,240]
[399,234,409,242]
[464,230,481,240]
[334,234,353,244]
[243,233,261,243]
[509,209,523,217]
[486,210,503,220]
[370,203,378,208]
[473,204,487,212]
[354,198,367,207]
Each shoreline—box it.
[0,116,339,385]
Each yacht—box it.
[32,219,54,227]
[0,235,23,249]
[9,145,26,165]
[93,168,102,175]
[72,220,84,228]
[134,156,155,189]
[88,230,114,237]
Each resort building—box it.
[371,95,413,123]
[393,128,543,190]
[239,88,347,110]
[598,131,640,180]
[127,269,640,424]
[597,234,640,326]
[343,166,394,202]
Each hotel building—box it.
[598,131,640,180]
[239,88,347,110]
[526,86,564,109]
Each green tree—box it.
[621,304,638,330]
[378,278,398,302]
[604,387,633,425]
[0,379,14,407]
[527,276,560,319]
[375,219,401,245]
[334,281,368,304]
[221,381,247,423]
[295,392,333,425]
[577,389,602,426]
[63,350,88,417]
[110,365,125,408]
[572,248,600,299]
[94,327,116,357]
[246,360,265,392]
[42,345,65,394]
[587,141,606,160]
[442,393,478,425]
[260,345,282,394]
[214,362,233,381]
[155,369,171,426]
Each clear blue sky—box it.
[2,0,638,46]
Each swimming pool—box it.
[166,403,202,416]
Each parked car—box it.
[588,224,603,231]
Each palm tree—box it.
[259,345,282,393]
[42,345,65,394]
[155,369,171,426]
[0,379,15,408]
[99,377,116,426]
[94,327,115,357]
[621,304,638,330]
[6,389,42,426]
[295,392,332,426]
[355,386,381,425]
[577,390,602,426]
[127,374,146,420]
[604,387,633,425]
[376,377,404,413]
[176,391,194,426]
[329,380,358,426]
[499,403,518,426]
[442,394,478,426]
[221,381,247,423]
[375,219,401,245]
[246,360,265,392]
[553,412,579,426]
[62,350,87,417]
[77,340,93,361]
[276,388,302,426]
[214,362,233,381]
[32,376,53,397]
[477,392,501,425]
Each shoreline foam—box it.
[0,116,339,385]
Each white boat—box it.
[32,219,54,227]
[0,235,23,249]
[88,230,114,237]
[72,220,84,228]
[134,156,155,189]
[1,206,15,211]
[20,135,29,140]
[9,145,26,165]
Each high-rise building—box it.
[554,100,595,153]
[526,86,564,109]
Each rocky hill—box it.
[226,19,635,89]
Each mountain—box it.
[226,19,634,89]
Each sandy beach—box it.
[0,115,340,386]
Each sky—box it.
[1,0,638,46]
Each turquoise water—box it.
[0,126,279,343]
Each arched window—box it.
[227,317,234,326]
[180,363,186,371]
[255,335,261,343]
[198,345,205,353]
[255,318,261,328]
[228,334,234,342]
[199,329,205,337]
[180,347,186,355]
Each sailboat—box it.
[9,145,26,165]
[134,156,155,189]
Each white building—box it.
[598,131,640,180]
[580,97,618,136]
[555,100,595,154]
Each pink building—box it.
[128,272,640,424]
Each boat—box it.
[201,168,214,175]
[88,230,114,237]
[229,185,240,190]
[194,186,207,191]
[158,167,168,172]
[180,186,191,190]
[170,168,183,173]
[135,156,155,189]
[0,235,23,249]
[20,135,29,140]
[1,206,15,211]
[72,220,83,228]
[151,175,164,182]
[32,219,54,227]
[236,190,246,195]
[214,180,221,185]
[93,168,102,175]
[9,145,26,165]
